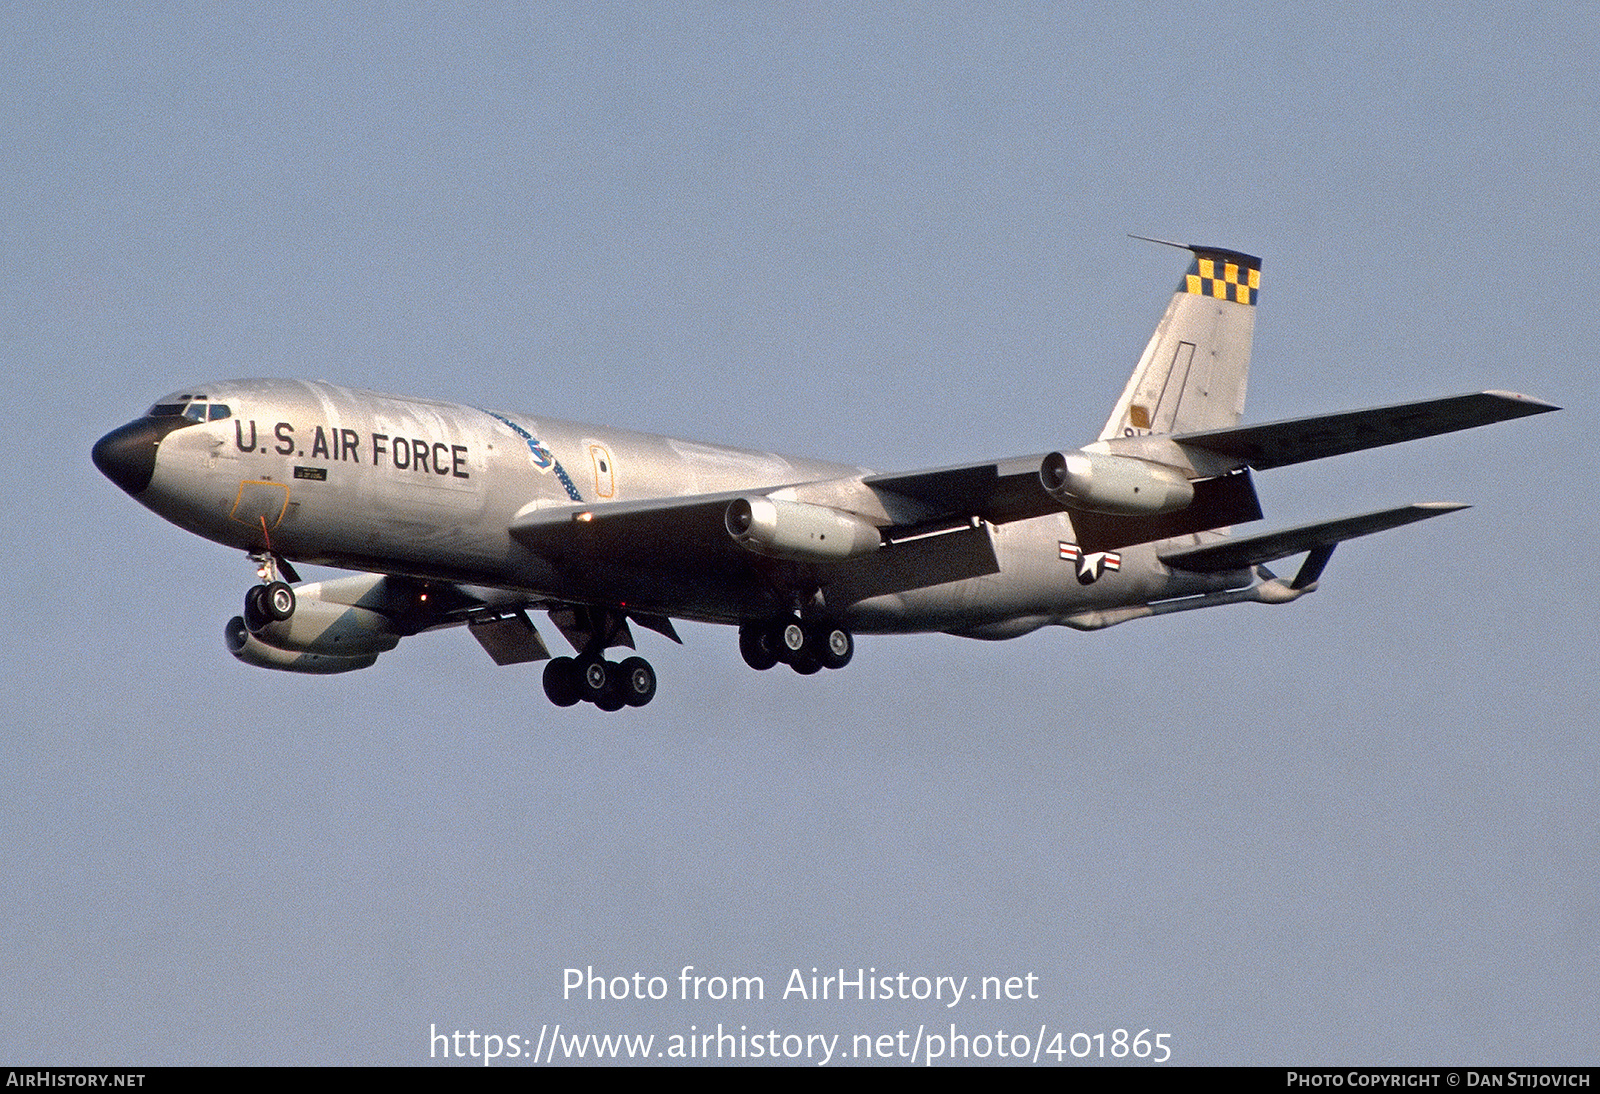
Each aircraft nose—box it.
[92,419,166,496]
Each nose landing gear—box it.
[242,551,299,634]
[243,580,297,632]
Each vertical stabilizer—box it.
[1100,245,1261,440]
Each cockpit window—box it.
[146,398,232,423]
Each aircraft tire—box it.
[618,656,656,707]
[264,581,296,621]
[811,625,853,670]
[543,657,582,707]
[739,626,778,671]
[594,677,627,712]
[789,654,822,675]
[243,585,271,633]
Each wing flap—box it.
[1159,502,1469,573]
[829,523,1001,601]
[467,609,551,665]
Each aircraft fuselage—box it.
[94,377,1224,637]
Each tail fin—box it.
[1100,244,1261,440]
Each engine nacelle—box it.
[226,583,402,673]
[725,496,882,562]
[226,617,380,674]
[1039,450,1195,516]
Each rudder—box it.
[1100,244,1261,440]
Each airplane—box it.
[92,244,1557,711]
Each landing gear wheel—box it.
[789,654,822,675]
[243,585,271,633]
[778,621,807,661]
[593,679,626,712]
[811,625,853,669]
[578,657,610,703]
[617,656,657,707]
[264,581,296,622]
[739,625,779,671]
[542,657,582,707]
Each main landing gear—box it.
[739,619,853,675]
[542,653,658,711]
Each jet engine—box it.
[725,496,882,562]
[225,585,402,674]
[1039,450,1195,516]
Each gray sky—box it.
[5,1,1595,1066]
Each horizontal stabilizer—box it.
[1159,502,1469,573]
[1172,391,1558,472]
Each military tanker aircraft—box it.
[92,244,1556,710]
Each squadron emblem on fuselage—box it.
[485,410,583,502]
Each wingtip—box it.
[1482,390,1561,413]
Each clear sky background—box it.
[4,2,1595,1066]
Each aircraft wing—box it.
[503,464,1067,569]
[504,392,1551,577]
[1168,391,1557,472]
[507,485,1005,611]
[508,451,1266,580]
[1158,501,1469,573]
[858,392,1556,542]
[859,455,1061,527]
[860,458,1264,553]
[509,489,769,568]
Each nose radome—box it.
[92,419,169,496]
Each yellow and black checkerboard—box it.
[1182,255,1260,305]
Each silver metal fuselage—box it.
[120,378,1227,636]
